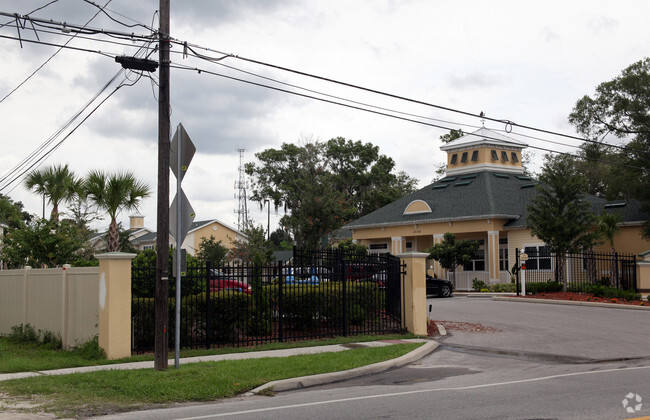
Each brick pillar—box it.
[96,252,136,359]
[398,252,428,335]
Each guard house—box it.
[344,128,650,290]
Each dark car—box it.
[426,274,453,297]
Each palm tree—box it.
[84,170,151,252]
[597,212,622,288]
[25,164,81,222]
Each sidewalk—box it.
[0,339,437,391]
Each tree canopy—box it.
[25,164,81,222]
[83,170,151,252]
[568,57,650,237]
[526,155,597,289]
[246,137,418,249]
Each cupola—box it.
[440,127,527,176]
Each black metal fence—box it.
[515,248,637,293]
[131,249,405,353]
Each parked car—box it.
[426,274,453,297]
[208,269,252,294]
[346,264,381,281]
[283,267,320,285]
[370,270,388,288]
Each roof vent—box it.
[520,183,539,189]
[455,181,472,187]
[461,174,478,180]
[432,184,449,190]
[493,173,509,179]
[441,177,457,183]
[516,175,532,181]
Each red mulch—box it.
[516,292,648,306]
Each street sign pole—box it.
[174,124,182,369]
[169,123,196,369]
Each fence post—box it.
[278,261,284,342]
[205,260,211,350]
[340,250,348,337]
[515,248,520,296]
[397,252,428,336]
[96,252,136,360]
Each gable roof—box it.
[344,170,648,230]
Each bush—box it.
[491,283,516,293]
[472,278,488,292]
[7,324,62,349]
[73,336,106,360]
[526,281,563,294]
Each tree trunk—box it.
[555,253,567,292]
[585,248,597,284]
[610,248,619,289]
[107,218,120,252]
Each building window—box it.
[471,150,478,161]
[511,152,519,163]
[463,239,486,271]
[450,154,458,164]
[491,150,499,161]
[501,151,509,162]
[524,245,552,270]
[461,152,468,163]
[369,243,388,253]
[405,242,413,249]
[499,238,508,272]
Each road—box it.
[100,297,650,420]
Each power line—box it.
[170,62,648,172]
[0,70,126,193]
[0,0,114,104]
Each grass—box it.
[0,333,416,374]
[0,342,423,418]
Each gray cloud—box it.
[447,71,509,90]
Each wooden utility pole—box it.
[154,0,171,371]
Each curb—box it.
[245,340,438,396]
[493,296,650,311]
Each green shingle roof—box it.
[344,170,648,230]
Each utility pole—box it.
[154,0,170,371]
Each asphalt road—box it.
[98,297,650,420]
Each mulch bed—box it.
[516,292,648,306]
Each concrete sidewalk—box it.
[0,339,436,390]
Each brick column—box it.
[96,252,136,359]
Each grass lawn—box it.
[0,333,417,373]
[0,342,423,418]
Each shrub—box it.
[492,283,516,293]
[472,278,488,291]
[8,324,40,344]
[7,324,62,349]
[73,336,106,360]
[480,288,490,293]
[526,281,563,294]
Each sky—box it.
[1,0,649,236]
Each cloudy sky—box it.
[1,0,648,235]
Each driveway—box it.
[428,295,650,360]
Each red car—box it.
[208,269,252,294]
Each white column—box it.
[488,230,499,283]
[391,237,404,255]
